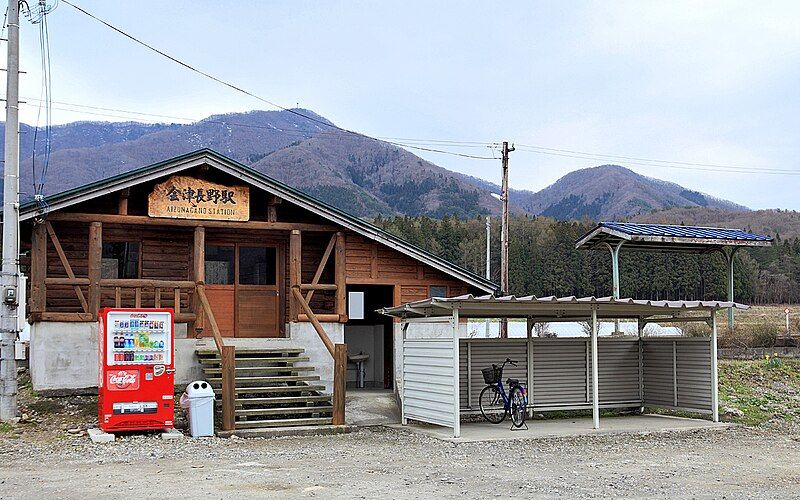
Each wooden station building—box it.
[19,149,495,431]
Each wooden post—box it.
[29,222,47,314]
[118,188,130,215]
[289,230,302,322]
[192,227,205,331]
[221,345,236,431]
[88,222,102,320]
[332,343,347,426]
[334,232,346,321]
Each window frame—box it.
[429,285,449,298]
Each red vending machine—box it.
[98,308,175,432]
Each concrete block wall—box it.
[287,322,344,394]
[29,321,194,393]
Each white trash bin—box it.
[181,381,215,437]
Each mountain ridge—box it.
[1,109,749,220]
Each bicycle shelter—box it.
[381,295,746,438]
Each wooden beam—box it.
[88,222,102,320]
[44,225,90,311]
[134,288,141,308]
[291,286,334,356]
[370,243,378,279]
[289,230,302,322]
[118,188,130,215]
[29,223,47,314]
[299,283,337,291]
[114,287,121,308]
[46,212,337,232]
[335,232,347,319]
[173,288,181,314]
[100,279,195,288]
[40,312,94,322]
[221,345,236,431]
[332,343,347,426]
[192,226,205,331]
[304,234,337,303]
[45,277,90,286]
[266,194,281,223]
[297,313,342,323]
[154,288,161,308]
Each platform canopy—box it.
[575,222,772,328]
[575,222,773,253]
[380,293,748,321]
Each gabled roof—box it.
[575,221,773,252]
[380,293,748,320]
[20,149,497,294]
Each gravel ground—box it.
[1,424,798,499]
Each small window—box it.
[205,246,235,285]
[239,247,276,285]
[429,285,448,298]
[101,242,140,279]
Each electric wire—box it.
[59,0,497,160]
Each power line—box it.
[516,143,800,174]
[515,146,800,176]
[61,0,498,161]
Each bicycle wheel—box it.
[509,386,527,428]
[479,385,507,424]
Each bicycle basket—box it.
[481,366,502,385]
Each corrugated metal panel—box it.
[458,339,527,408]
[403,336,457,428]
[642,338,713,413]
[532,340,587,406]
[459,338,641,410]
[676,341,712,411]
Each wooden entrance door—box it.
[204,244,282,338]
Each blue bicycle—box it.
[479,358,528,428]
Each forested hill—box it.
[372,214,800,305]
[1,109,747,220]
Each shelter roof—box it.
[380,294,748,320]
[575,222,773,252]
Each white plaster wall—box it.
[30,322,194,392]
[287,322,344,394]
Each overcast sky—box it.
[7,1,800,209]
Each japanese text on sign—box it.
[148,175,250,221]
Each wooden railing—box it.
[292,285,346,425]
[196,283,236,431]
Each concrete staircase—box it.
[197,346,333,430]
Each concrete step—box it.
[236,406,333,417]
[202,366,315,375]
[217,424,351,439]
[213,384,326,395]
[234,417,333,429]
[208,375,320,386]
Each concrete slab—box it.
[161,428,185,440]
[346,389,400,427]
[87,427,115,443]
[392,415,732,443]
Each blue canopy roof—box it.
[576,222,774,251]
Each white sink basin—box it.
[349,353,369,363]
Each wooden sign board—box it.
[148,175,250,221]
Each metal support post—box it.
[526,317,534,418]
[723,247,737,330]
[711,313,719,423]
[605,241,624,334]
[452,308,461,438]
[591,307,600,429]
[637,318,644,413]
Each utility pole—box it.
[499,141,513,338]
[0,0,20,422]
[485,216,490,337]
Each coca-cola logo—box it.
[107,370,140,391]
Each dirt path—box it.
[1,425,798,499]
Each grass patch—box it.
[0,422,12,433]
[718,358,800,426]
